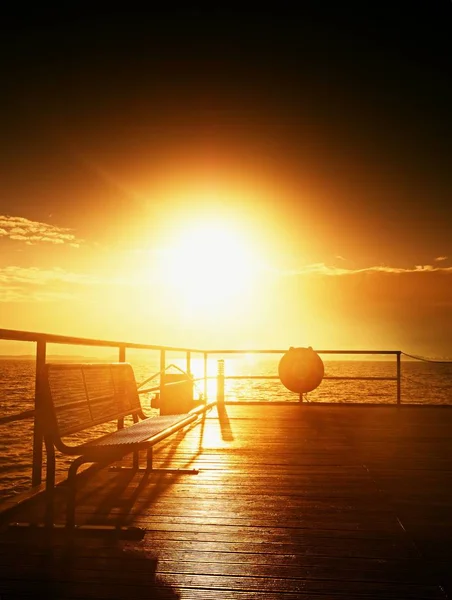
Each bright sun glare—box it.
[157,221,258,315]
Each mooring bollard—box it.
[217,359,225,410]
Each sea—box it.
[1,355,452,503]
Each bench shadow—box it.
[34,408,218,531]
[0,408,228,599]
[116,422,207,527]
[83,414,210,527]
[0,531,179,599]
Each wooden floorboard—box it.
[1,404,452,599]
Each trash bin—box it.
[156,373,197,415]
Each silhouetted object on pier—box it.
[278,346,324,393]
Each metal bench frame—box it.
[41,362,215,533]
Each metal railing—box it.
[0,328,402,497]
[206,349,401,405]
[0,328,208,488]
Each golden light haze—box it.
[1,7,452,357]
[1,163,452,357]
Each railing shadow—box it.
[218,405,234,441]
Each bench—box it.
[41,362,216,532]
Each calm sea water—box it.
[1,356,451,502]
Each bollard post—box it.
[204,352,208,401]
[186,351,191,377]
[160,349,166,401]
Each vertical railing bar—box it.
[31,338,47,486]
[186,351,191,376]
[186,350,192,405]
[204,352,208,401]
[119,345,126,362]
[397,351,401,405]
[160,349,166,400]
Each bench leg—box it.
[66,456,85,530]
[110,447,155,472]
[64,457,145,538]
[44,440,56,528]
[111,447,198,474]
[133,449,140,470]
[10,451,145,539]
[146,447,153,472]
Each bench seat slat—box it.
[81,414,193,448]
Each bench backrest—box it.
[44,363,141,437]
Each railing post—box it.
[204,352,208,400]
[217,359,225,410]
[186,351,191,376]
[119,345,126,362]
[160,349,166,399]
[397,351,401,405]
[32,338,46,486]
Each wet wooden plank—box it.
[2,404,452,599]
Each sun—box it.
[156,220,258,316]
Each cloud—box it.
[0,287,75,303]
[435,256,448,262]
[0,266,101,303]
[0,265,144,303]
[0,266,97,286]
[283,263,452,277]
[0,215,83,247]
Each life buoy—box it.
[278,346,324,393]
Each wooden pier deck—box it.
[1,403,452,599]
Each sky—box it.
[1,5,452,356]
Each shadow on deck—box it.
[1,404,452,599]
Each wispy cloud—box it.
[0,216,83,247]
[0,266,95,286]
[0,265,143,302]
[0,266,99,302]
[0,287,75,303]
[434,256,448,262]
[283,263,452,277]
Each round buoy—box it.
[278,347,324,394]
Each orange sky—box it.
[1,8,452,356]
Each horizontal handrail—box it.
[139,376,217,395]
[0,409,36,426]
[2,373,399,420]
[224,375,398,381]
[138,373,398,394]
[0,328,204,354]
[0,328,401,356]
[205,349,400,355]
[323,376,397,381]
